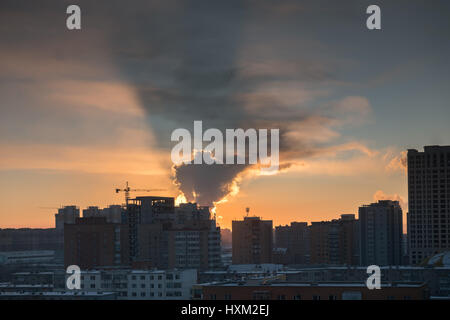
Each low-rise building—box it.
[61,268,197,300]
[198,281,428,300]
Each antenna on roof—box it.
[246,207,250,217]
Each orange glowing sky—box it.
[1,1,450,231]
[0,72,409,230]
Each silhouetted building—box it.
[82,206,124,224]
[64,197,221,270]
[359,200,403,266]
[220,228,232,249]
[232,217,273,264]
[407,146,450,265]
[55,206,79,231]
[101,205,124,224]
[198,281,428,300]
[309,214,359,265]
[127,197,221,270]
[64,217,130,269]
[0,250,55,265]
[0,228,61,253]
[82,206,100,218]
[168,220,221,270]
[274,222,309,264]
[125,196,175,265]
[134,223,167,269]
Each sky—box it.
[0,0,449,229]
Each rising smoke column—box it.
[106,0,256,206]
[99,0,374,207]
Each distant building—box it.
[64,197,221,270]
[0,291,117,300]
[198,281,428,300]
[0,250,55,265]
[82,206,100,218]
[232,217,273,264]
[309,214,359,265]
[220,228,232,249]
[197,264,450,297]
[64,217,130,269]
[59,269,197,300]
[101,205,124,224]
[4,268,197,300]
[407,146,450,265]
[0,228,61,253]
[168,220,221,270]
[55,206,80,231]
[127,197,221,270]
[274,222,309,265]
[359,200,403,266]
[83,205,123,224]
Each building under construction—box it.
[64,195,222,271]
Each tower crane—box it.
[115,181,166,205]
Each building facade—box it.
[309,215,359,265]
[274,222,309,265]
[408,146,450,265]
[64,217,130,269]
[199,281,428,300]
[232,217,273,264]
[69,269,196,300]
[64,197,221,270]
[359,200,403,266]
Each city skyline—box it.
[1,1,450,230]
[9,190,408,233]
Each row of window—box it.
[210,294,412,300]
[130,274,180,280]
